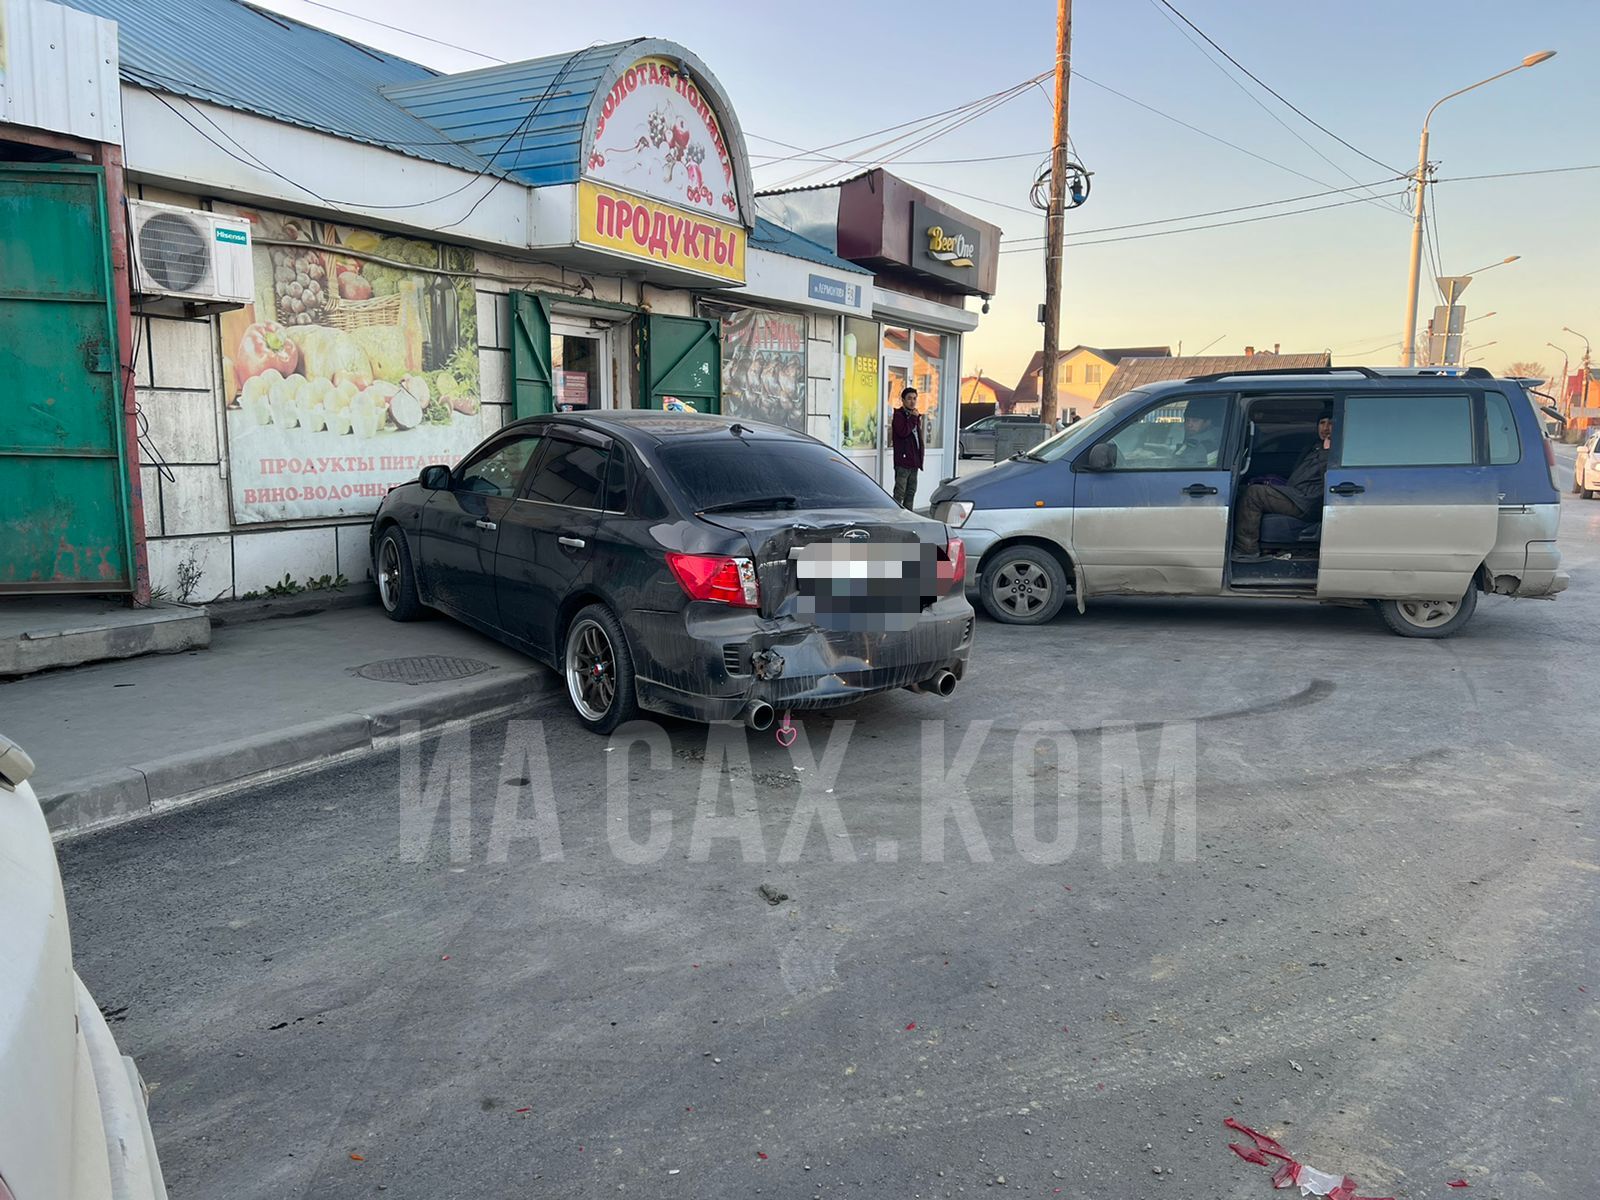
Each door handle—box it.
[474,519,498,531]
[1328,482,1365,496]
[1182,483,1219,496]
[558,535,586,549]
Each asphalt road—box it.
[62,490,1598,1200]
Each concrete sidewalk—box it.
[0,603,557,837]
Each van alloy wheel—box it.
[992,560,1053,618]
[1394,598,1459,630]
[979,546,1069,624]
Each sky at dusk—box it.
[259,0,1600,387]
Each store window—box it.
[913,330,944,450]
[701,301,807,431]
[841,317,881,449]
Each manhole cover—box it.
[354,655,494,685]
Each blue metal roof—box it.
[55,0,488,173]
[752,218,870,275]
[382,42,643,187]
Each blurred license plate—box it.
[790,542,934,632]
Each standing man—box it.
[892,386,924,510]
[1232,414,1333,560]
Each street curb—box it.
[42,667,559,840]
[206,582,379,627]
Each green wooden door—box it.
[509,291,554,420]
[642,315,721,412]
[0,164,134,593]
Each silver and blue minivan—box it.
[931,367,1567,638]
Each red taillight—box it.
[937,537,966,588]
[666,552,760,608]
[1545,437,1557,467]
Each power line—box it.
[1073,69,1406,206]
[753,72,1050,178]
[748,141,1046,167]
[1001,175,1403,245]
[997,189,1407,252]
[1438,163,1600,184]
[765,75,1045,189]
[1143,0,1406,217]
[1152,0,1401,176]
[269,0,507,63]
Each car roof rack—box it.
[1186,366,1384,383]
[1185,365,1494,384]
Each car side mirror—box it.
[419,464,451,490]
[1083,443,1118,471]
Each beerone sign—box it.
[911,201,983,284]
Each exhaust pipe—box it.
[745,700,776,731]
[907,669,958,697]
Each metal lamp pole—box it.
[1400,52,1555,366]
[1546,340,1571,414]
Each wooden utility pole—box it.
[1039,0,1072,427]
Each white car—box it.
[1574,431,1600,498]
[0,734,167,1200]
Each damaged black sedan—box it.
[370,411,973,733]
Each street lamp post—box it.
[1400,53,1555,367]
[1546,341,1571,413]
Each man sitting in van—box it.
[1232,415,1333,560]
[1174,400,1225,466]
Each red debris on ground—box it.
[1446,1182,1470,1189]
[514,1108,530,1114]
[904,1022,917,1030]
[756,1151,768,1160]
[1221,1117,1394,1200]
[349,1154,365,1162]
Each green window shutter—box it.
[509,291,553,419]
[643,314,721,413]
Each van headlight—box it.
[936,500,974,528]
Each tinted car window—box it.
[603,447,630,513]
[657,438,897,510]
[456,434,542,496]
[1343,394,1473,466]
[1485,391,1521,465]
[522,437,608,508]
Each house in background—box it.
[1096,346,1331,407]
[1011,345,1172,415]
[958,374,1017,421]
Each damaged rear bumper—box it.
[623,595,975,723]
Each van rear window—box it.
[1342,394,1473,467]
[1485,391,1522,465]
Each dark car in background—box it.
[370,412,973,732]
[958,413,1045,459]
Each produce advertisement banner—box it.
[577,180,745,284]
[218,208,486,524]
[841,317,880,449]
[706,303,806,432]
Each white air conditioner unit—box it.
[128,200,254,309]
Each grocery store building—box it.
[1,0,993,604]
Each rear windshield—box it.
[656,438,897,511]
